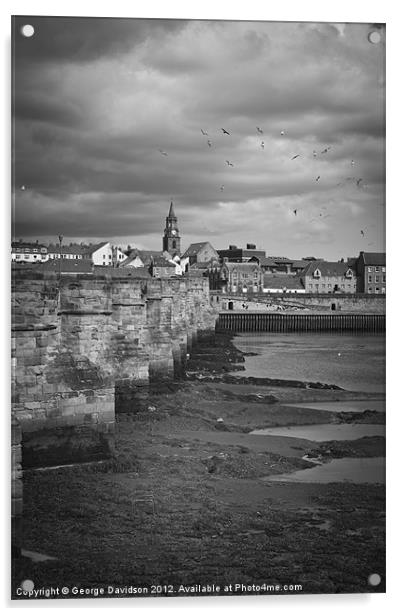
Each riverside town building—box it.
[11,204,385,295]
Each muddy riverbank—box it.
[12,332,385,598]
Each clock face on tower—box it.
[172,229,177,236]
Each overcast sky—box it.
[12,17,385,260]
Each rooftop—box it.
[263,274,304,289]
[360,252,386,266]
[222,262,261,270]
[182,242,211,257]
[36,259,94,273]
[300,261,355,277]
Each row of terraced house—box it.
[193,246,386,295]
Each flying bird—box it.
[360,230,365,237]
[351,159,355,166]
[356,178,363,187]
[315,176,321,181]
[220,185,225,191]
[207,140,212,147]
[158,149,168,156]
[225,160,234,167]
[280,130,285,136]
[293,209,298,216]
[321,147,331,154]
[221,128,230,135]
[261,141,265,149]
[313,150,317,158]
[20,185,26,191]
[256,127,264,134]
[201,129,208,136]
[291,154,300,160]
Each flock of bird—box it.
[157,124,374,242]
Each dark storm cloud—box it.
[13,191,164,238]
[13,16,185,63]
[14,94,83,126]
[12,18,385,259]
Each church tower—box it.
[163,201,181,255]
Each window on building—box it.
[16,255,20,259]
[368,275,372,282]
[375,266,379,272]
[368,287,372,293]
[382,275,386,283]
[375,287,380,293]
[375,275,379,283]
[382,267,385,272]
[367,267,372,272]
[382,287,386,294]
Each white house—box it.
[47,243,86,260]
[12,241,49,263]
[85,242,126,266]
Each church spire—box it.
[168,200,176,218]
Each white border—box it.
[1,1,399,614]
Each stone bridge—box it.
[11,270,218,469]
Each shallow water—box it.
[251,423,385,441]
[285,400,385,414]
[232,332,385,392]
[263,457,385,484]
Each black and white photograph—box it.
[10,11,386,602]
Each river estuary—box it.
[232,332,386,483]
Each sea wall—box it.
[213,292,385,314]
[11,270,217,469]
[216,311,385,333]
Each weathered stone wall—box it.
[11,270,217,468]
[11,414,22,556]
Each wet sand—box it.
[13,333,385,597]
